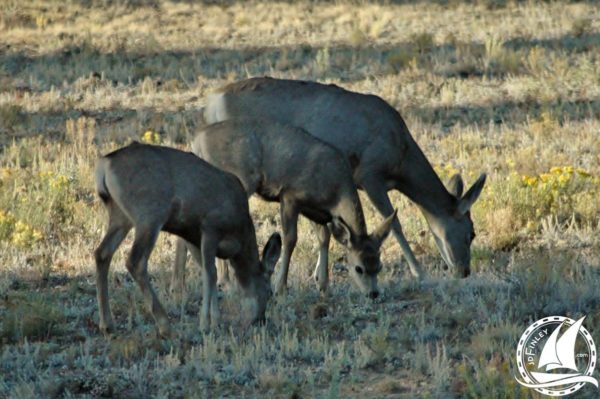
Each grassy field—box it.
[1,0,599,397]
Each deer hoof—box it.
[274,283,288,297]
[99,322,115,336]
[412,267,425,281]
[159,327,172,339]
[156,319,172,338]
[312,273,328,293]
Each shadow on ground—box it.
[2,96,599,148]
[1,32,598,89]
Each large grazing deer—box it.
[94,142,281,336]
[203,77,486,279]
[173,118,395,298]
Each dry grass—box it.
[1,0,599,398]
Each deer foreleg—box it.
[274,197,299,296]
[190,234,219,331]
[361,180,424,280]
[311,223,331,293]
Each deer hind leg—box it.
[274,198,299,296]
[95,225,130,334]
[94,203,131,335]
[170,238,188,299]
[126,224,171,337]
[361,178,424,280]
[188,235,218,332]
[311,223,331,294]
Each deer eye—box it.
[355,266,364,275]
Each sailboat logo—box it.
[516,316,598,396]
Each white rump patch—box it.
[204,92,229,124]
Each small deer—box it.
[173,118,395,299]
[94,142,281,336]
[205,77,487,279]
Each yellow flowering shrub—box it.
[35,171,76,222]
[434,164,460,182]
[11,221,44,247]
[38,171,68,186]
[0,210,17,240]
[1,167,14,180]
[0,165,76,240]
[0,210,44,248]
[141,130,162,144]
[474,164,598,245]
[520,165,595,192]
[507,165,597,229]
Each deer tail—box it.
[95,158,111,204]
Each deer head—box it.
[330,210,396,299]
[429,173,486,278]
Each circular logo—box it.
[515,316,598,396]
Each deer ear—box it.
[448,174,464,198]
[262,233,281,275]
[372,209,396,245]
[329,217,354,248]
[458,173,487,215]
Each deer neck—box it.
[335,191,368,237]
[230,227,261,287]
[396,140,456,222]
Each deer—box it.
[172,118,395,299]
[94,142,281,336]
[203,77,487,279]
